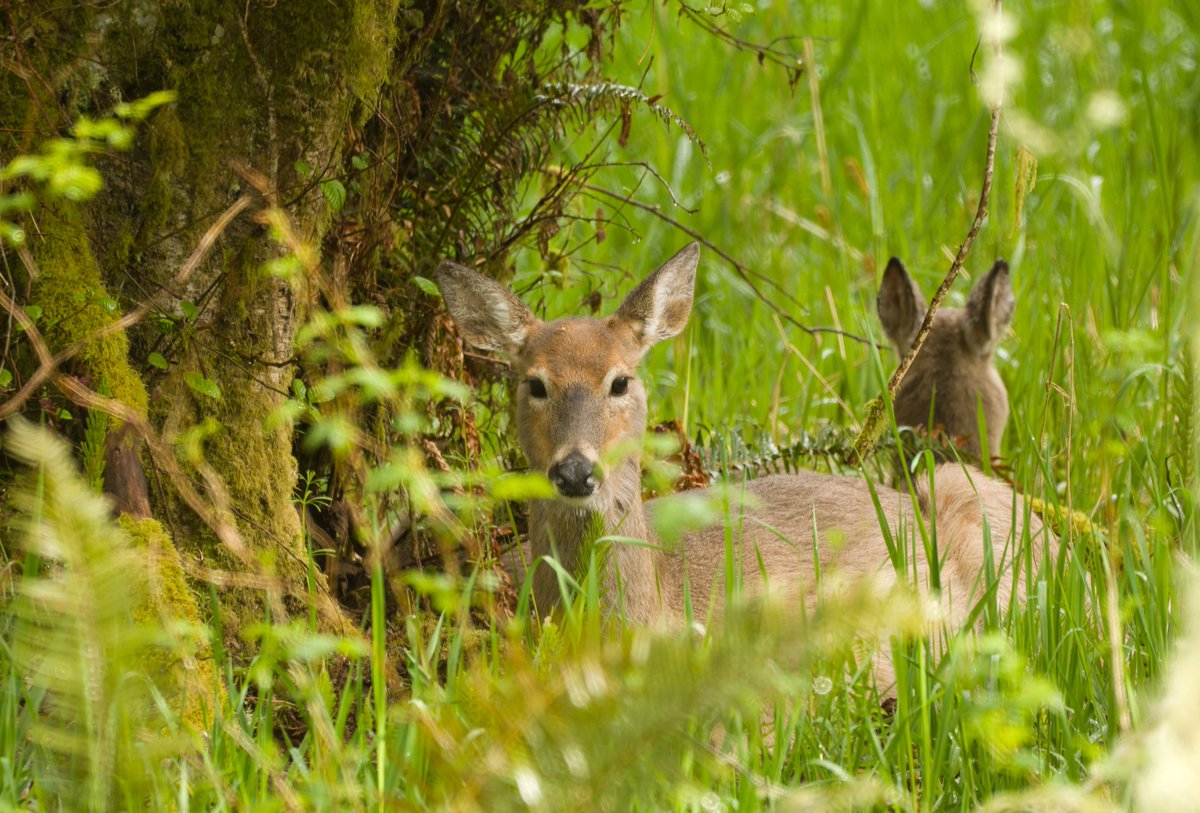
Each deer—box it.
[877,256,1014,459]
[437,244,1054,691]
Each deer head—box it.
[877,257,1015,457]
[437,244,699,507]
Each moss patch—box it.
[119,514,221,731]
[31,205,149,419]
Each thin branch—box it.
[583,183,879,346]
[848,0,1005,465]
[676,3,805,79]
[0,195,252,421]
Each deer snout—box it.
[548,451,599,498]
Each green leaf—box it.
[294,160,312,179]
[490,472,556,501]
[350,153,368,171]
[24,304,42,322]
[0,222,26,245]
[344,367,396,401]
[0,368,12,388]
[147,352,169,371]
[96,296,119,313]
[334,305,384,328]
[319,179,347,213]
[412,276,441,297]
[306,416,356,456]
[50,164,104,202]
[179,301,199,321]
[264,255,304,278]
[0,191,35,215]
[113,90,176,121]
[183,371,222,400]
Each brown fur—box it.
[103,424,151,518]
[439,245,1053,693]
[877,258,1014,458]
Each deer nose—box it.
[548,452,598,498]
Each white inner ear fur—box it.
[644,278,675,343]
[481,287,529,348]
[634,245,698,348]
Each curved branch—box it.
[0,195,252,422]
[849,0,1005,465]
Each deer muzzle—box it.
[548,451,600,498]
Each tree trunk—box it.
[4,0,400,647]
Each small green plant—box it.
[0,92,174,245]
[78,383,110,493]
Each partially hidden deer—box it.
[438,244,1053,691]
[877,256,1014,459]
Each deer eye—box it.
[525,378,547,399]
[610,376,630,397]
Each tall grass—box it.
[2,0,1198,810]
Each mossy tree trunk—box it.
[4,0,399,646]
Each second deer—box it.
[877,256,1014,459]
[438,245,1054,691]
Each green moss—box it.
[148,369,320,649]
[31,205,149,419]
[119,515,222,731]
[347,0,404,107]
[135,108,187,250]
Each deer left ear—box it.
[436,260,537,355]
[616,243,699,349]
[964,259,1014,357]
[877,257,927,354]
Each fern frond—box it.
[5,419,181,810]
[538,81,708,160]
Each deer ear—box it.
[616,243,699,349]
[436,261,536,355]
[877,257,927,353]
[964,259,1014,357]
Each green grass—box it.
[3,0,1199,810]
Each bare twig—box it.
[0,195,253,421]
[583,183,880,347]
[676,3,805,80]
[848,0,1005,466]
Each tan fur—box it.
[878,258,1014,458]
[439,245,1054,692]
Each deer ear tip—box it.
[992,258,1009,274]
[676,242,701,271]
[435,260,460,281]
[884,257,906,276]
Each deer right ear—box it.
[436,261,536,355]
[964,259,1014,357]
[877,257,927,353]
[616,242,699,350]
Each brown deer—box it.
[877,257,1014,459]
[438,245,1052,689]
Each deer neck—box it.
[529,455,663,622]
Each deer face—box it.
[877,257,1015,457]
[437,244,699,506]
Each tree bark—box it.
[3,0,400,646]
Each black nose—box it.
[548,452,598,498]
